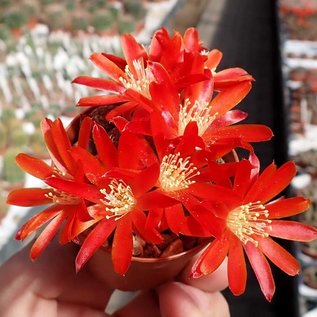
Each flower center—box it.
[226,201,272,247]
[159,152,200,192]
[178,98,218,136]
[45,189,81,205]
[100,179,136,221]
[119,59,152,98]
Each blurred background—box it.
[1,0,317,316]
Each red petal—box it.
[121,34,147,73]
[72,76,124,92]
[93,123,118,168]
[138,190,178,209]
[7,188,52,206]
[244,162,277,202]
[164,204,186,233]
[130,163,159,197]
[214,68,254,90]
[59,204,98,244]
[16,153,53,179]
[266,197,310,219]
[71,146,108,181]
[16,205,61,240]
[233,159,253,198]
[255,161,297,203]
[90,53,125,80]
[75,218,116,271]
[77,95,127,107]
[30,212,66,259]
[186,203,224,237]
[228,236,247,295]
[102,53,127,70]
[183,27,201,52]
[112,216,133,275]
[45,118,78,175]
[132,208,163,244]
[106,101,139,120]
[188,183,240,206]
[209,81,252,117]
[209,124,273,142]
[244,242,275,301]
[118,132,157,169]
[45,177,102,203]
[269,220,317,242]
[41,118,75,174]
[77,116,93,149]
[191,237,229,277]
[258,237,300,276]
[150,82,179,123]
[206,49,223,69]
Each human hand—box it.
[0,241,229,317]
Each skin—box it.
[0,241,230,317]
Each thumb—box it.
[157,282,230,317]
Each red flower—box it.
[150,27,254,90]
[7,117,98,259]
[44,124,176,274]
[72,28,253,121]
[148,69,272,155]
[190,159,317,301]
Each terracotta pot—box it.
[87,240,210,291]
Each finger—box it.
[157,282,230,317]
[179,256,228,293]
[2,240,114,311]
[112,290,160,317]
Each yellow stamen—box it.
[178,98,218,136]
[100,179,136,221]
[159,152,200,192]
[118,59,152,98]
[226,201,272,247]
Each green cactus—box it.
[118,18,135,35]
[3,11,27,30]
[11,128,29,147]
[92,12,114,32]
[2,148,25,185]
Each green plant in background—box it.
[40,0,54,6]
[11,129,30,148]
[2,148,25,185]
[72,16,89,33]
[1,108,15,123]
[123,1,146,21]
[65,0,76,12]
[92,12,114,32]
[0,25,10,41]
[47,8,67,31]
[118,17,135,34]
[3,11,27,30]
